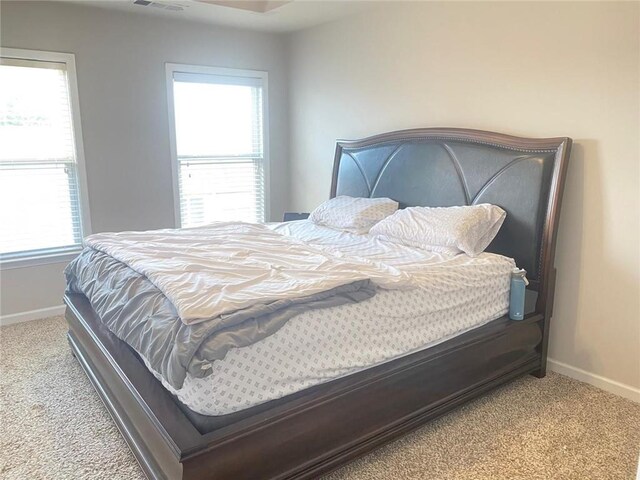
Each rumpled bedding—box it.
[84,222,408,323]
[66,221,516,393]
[66,248,376,389]
[66,222,406,389]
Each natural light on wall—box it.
[171,69,266,227]
[0,53,87,261]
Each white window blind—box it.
[0,54,87,262]
[170,69,266,227]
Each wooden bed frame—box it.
[64,128,571,480]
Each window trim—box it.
[165,63,270,227]
[0,47,92,269]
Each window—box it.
[166,65,268,227]
[0,49,90,265]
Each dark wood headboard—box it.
[330,128,571,315]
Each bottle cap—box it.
[511,268,529,285]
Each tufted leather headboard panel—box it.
[330,128,571,297]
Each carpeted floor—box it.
[0,316,638,480]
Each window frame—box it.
[165,63,270,228]
[0,47,92,269]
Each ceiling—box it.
[72,0,376,33]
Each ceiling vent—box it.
[195,1,291,13]
[133,0,187,12]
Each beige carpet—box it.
[0,316,638,480]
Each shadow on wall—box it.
[550,141,586,367]
[550,139,638,383]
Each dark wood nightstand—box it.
[282,212,310,222]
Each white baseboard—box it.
[0,305,65,326]
[548,358,640,403]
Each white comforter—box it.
[84,222,409,324]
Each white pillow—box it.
[369,204,506,256]
[309,196,399,234]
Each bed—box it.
[64,127,571,480]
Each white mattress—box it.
[164,221,515,416]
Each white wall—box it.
[0,1,289,317]
[287,2,640,392]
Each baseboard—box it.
[0,305,66,326]
[548,358,640,403]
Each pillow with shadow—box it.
[369,204,506,256]
[309,196,398,234]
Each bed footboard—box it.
[65,292,543,480]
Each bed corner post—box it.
[532,136,571,379]
[532,266,557,378]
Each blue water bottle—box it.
[509,268,529,320]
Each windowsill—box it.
[0,247,83,270]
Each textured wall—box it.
[287,2,640,389]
